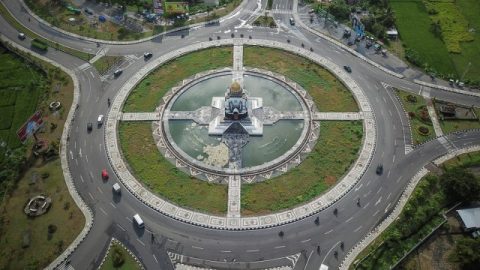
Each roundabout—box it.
[106,39,376,229]
[2,0,480,269]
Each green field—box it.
[0,46,43,150]
[390,0,480,82]
[241,121,363,215]
[119,122,228,214]
[439,107,480,134]
[243,46,358,112]
[395,90,435,145]
[123,47,233,112]
[100,241,141,270]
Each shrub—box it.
[418,126,429,136]
[31,39,48,51]
[111,246,125,268]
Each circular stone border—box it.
[152,68,317,183]
[105,39,376,230]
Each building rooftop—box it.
[457,207,480,230]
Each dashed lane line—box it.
[99,207,107,216]
[221,250,232,253]
[246,249,259,253]
[97,186,103,194]
[192,246,204,250]
[110,202,117,209]
[301,238,311,243]
[324,229,333,235]
[345,217,353,223]
[153,254,158,263]
[116,224,126,231]
[375,196,383,206]
[88,192,94,200]
[137,238,146,246]
[353,225,362,232]
[80,175,84,183]
[274,245,286,249]
[372,210,379,217]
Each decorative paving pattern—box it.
[105,39,377,229]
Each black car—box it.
[113,69,123,77]
[87,122,93,132]
[343,66,352,73]
[143,52,153,59]
[376,164,383,175]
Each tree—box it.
[111,246,125,268]
[449,237,480,270]
[441,167,480,202]
[327,0,350,22]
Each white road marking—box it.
[376,187,383,194]
[363,202,370,208]
[301,238,311,243]
[75,159,78,166]
[137,238,146,246]
[324,229,333,235]
[304,250,314,270]
[354,225,362,232]
[372,210,379,217]
[274,245,285,249]
[167,239,178,243]
[88,192,94,200]
[80,175,84,183]
[246,249,259,253]
[125,217,131,222]
[85,154,88,163]
[375,196,383,206]
[153,254,158,263]
[366,180,371,186]
[220,250,232,253]
[389,110,393,116]
[74,141,77,149]
[383,96,387,103]
[97,186,103,194]
[385,203,392,213]
[387,193,392,200]
[345,217,353,223]
[397,176,403,183]
[69,150,73,159]
[392,154,396,163]
[354,183,363,192]
[90,71,94,78]
[387,170,391,178]
[192,245,204,250]
[78,148,82,158]
[99,207,107,216]
[89,171,94,179]
[116,224,126,231]
[110,202,117,209]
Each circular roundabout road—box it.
[2,1,480,269]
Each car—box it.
[97,115,104,126]
[113,69,123,77]
[101,169,109,180]
[289,18,295,25]
[133,214,144,228]
[376,164,383,175]
[343,66,352,73]
[84,8,93,15]
[18,33,26,40]
[87,122,93,132]
[143,52,153,59]
[112,183,121,193]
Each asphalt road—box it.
[2,0,480,269]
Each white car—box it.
[112,183,121,193]
[97,115,104,126]
[18,33,26,40]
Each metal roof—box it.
[457,208,480,229]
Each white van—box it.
[133,214,144,228]
[97,114,104,126]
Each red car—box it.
[101,169,109,180]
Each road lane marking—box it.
[74,141,76,149]
[354,183,363,192]
[376,187,383,194]
[153,254,158,263]
[116,224,126,231]
[363,202,370,208]
[110,202,117,209]
[375,196,383,206]
[324,229,333,235]
[89,171,94,180]
[137,238,146,246]
[354,225,362,232]
[392,154,396,163]
[246,249,259,253]
[389,110,392,116]
[99,207,107,216]
[85,154,88,163]
[345,217,353,223]
[304,250,314,270]
[80,175,84,183]
[387,170,391,178]
[220,250,232,253]
[97,186,103,194]
[366,180,371,186]
[274,245,285,249]
[372,210,379,217]
[301,238,311,243]
[397,176,403,183]
[88,192,94,200]
[387,193,392,200]
[385,203,392,213]
[192,246,204,250]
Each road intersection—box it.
[1,0,480,269]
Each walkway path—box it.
[425,98,444,137]
[313,112,364,121]
[232,43,244,86]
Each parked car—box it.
[101,169,109,180]
[343,66,352,73]
[87,122,93,132]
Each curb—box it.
[97,238,145,270]
[292,0,404,80]
[105,38,377,230]
[414,79,480,98]
[0,34,94,270]
[339,143,480,270]
[18,0,248,45]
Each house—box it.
[456,207,480,237]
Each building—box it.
[456,207,480,238]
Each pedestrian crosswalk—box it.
[438,136,457,153]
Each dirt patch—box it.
[324,175,337,185]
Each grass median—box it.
[100,241,141,270]
[241,121,363,215]
[123,47,233,112]
[243,46,358,112]
[119,122,228,215]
